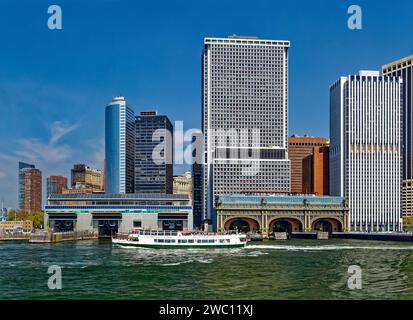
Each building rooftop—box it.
[204,37,290,47]
[48,193,189,201]
[228,34,259,39]
[220,195,345,204]
[107,96,127,106]
[139,111,158,116]
[382,54,413,69]
[357,70,380,77]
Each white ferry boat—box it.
[112,229,247,249]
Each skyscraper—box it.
[382,55,413,217]
[330,70,403,232]
[20,167,42,213]
[191,131,204,228]
[18,161,35,209]
[134,111,173,194]
[105,96,135,194]
[47,176,68,198]
[288,135,329,194]
[202,35,291,223]
[192,162,203,228]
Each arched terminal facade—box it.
[215,195,349,238]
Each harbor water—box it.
[1,239,413,299]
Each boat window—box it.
[208,239,215,243]
[154,239,158,243]
[226,239,230,243]
[158,239,165,243]
[178,239,187,243]
[145,231,151,235]
[188,239,194,243]
[197,240,202,243]
[219,239,225,243]
[202,240,208,243]
[171,232,177,236]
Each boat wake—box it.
[196,258,213,264]
[245,250,269,257]
[246,244,413,251]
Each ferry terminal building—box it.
[45,193,193,236]
[214,195,349,237]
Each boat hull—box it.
[112,239,246,249]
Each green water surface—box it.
[1,239,413,299]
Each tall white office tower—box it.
[202,36,291,223]
[330,71,403,232]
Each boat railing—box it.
[124,229,245,237]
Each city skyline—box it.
[1,0,413,208]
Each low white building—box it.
[45,193,193,236]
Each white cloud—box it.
[49,121,80,145]
[0,121,81,208]
[15,121,80,163]
[16,138,72,162]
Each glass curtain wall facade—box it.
[135,111,173,194]
[18,161,35,210]
[105,96,135,194]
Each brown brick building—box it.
[71,164,102,191]
[46,175,68,198]
[288,135,329,194]
[21,168,42,212]
[303,146,330,195]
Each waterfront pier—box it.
[0,233,31,241]
[29,230,98,243]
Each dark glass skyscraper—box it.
[18,161,35,210]
[191,132,204,228]
[135,111,173,194]
[192,163,203,228]
[105,96,135,194]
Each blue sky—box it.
[0,0,412,208]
